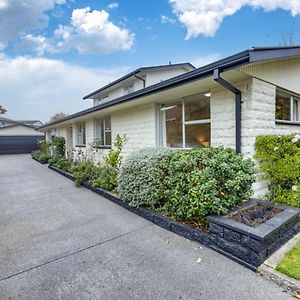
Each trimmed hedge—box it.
[255,134,300,208]
[118,147,256,221]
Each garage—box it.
[0,135,44,155]
[0,118,44,155]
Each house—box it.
[0,117,44,154]
[38,46,300,197]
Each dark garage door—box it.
[0,136,44,155]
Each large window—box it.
[276,90,300,122]
[94,94,109,106]
[160,92,211,148]
[94,116,112,147]
[76,123,86,146]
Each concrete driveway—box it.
[0,155,292,299]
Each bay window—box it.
[276,90,300,122]
[160,92,211,148]
[94,116,112,147]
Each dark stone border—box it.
[31,155,48,164]
[48,165,211,246]
[48,164,300,271]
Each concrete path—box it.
[0,155,292,299]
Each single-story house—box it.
[38,46,300,197]
[0,117,44,154]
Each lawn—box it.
[276,241,300,281]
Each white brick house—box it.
[38,46,300,197]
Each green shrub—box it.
[32,150,51,163]
[118,147,256,221]
[90,165,118,191]
[71,160,98,187]
[118,148,172,208]
[103,134,128,169]
[52,137,66,157]
[255,134,300,207]
[38,140,51,154]
[161,148,256,220]
[49,156,73,173]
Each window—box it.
[94,116,112,147]
[276,90,300,122]
[94,94,109,106]
[123,83,134,95]
[160,92,211,148]
[77,123,86,146]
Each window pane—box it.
[293,98,300,121]
[276,92,290,121]
[104,117,111,130]
[105,131,112,146]
[185,93,210,121]
[163,104,183,148]
[185,123,210,148]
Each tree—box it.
[0,105,7,115]
[49,112,68,123]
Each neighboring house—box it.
[0,117,44,154]
[38,47,300,197]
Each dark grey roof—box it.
[38,46,300,130]
[0,123,36,130]
[83,62,195,99]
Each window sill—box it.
[275,120,300,126]
[93,145,111,150]
[75,145,86,148]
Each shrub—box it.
[90,165,118,191]
[161,148,256,220]
[103,134,128,169]
[118,148,173,208]
[255,134,300,207]
[32,150,51,163]
[52,137,66,157]
[38,140,51,154]
[71,160,98,187]
[49,156,73,173]
[118,147,256,221]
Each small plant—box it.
[52,137,66,157]
[255,134,300,207]
[49,156,73,173]
[104,134,128,169]
[71,160,98,187]
[90,165,118,191]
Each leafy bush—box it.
[71,160,98,187]
[255,134,300,207]
[118,147,256,221]
[32,150,51,163]
[118,148,172,208]
[52,137,66,157]
[103,134,128,169]
[49,156,73,173]
[90,165,118,191]
[38,140,51,154]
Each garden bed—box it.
[31,155,48,164]
[48,165,300,270]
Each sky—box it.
[1,0,300,122]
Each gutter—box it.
[134,73,146,88]
[213,69,242,153]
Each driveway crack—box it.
[0,223,153,283]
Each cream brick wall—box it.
[111,103,157,157]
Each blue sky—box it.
[1,0,300,122]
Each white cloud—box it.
[53,7,135,54]
[0,54,129,122]
[108,2,119,9]
[161,15,176,24]
[169,0,300,39]
[0,0,66,43]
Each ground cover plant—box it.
[32,140,51,163]
[276,241,300,281]
[255,134,300,208]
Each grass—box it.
[276,241,300,281]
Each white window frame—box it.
[123,83,134,95]
[94,117,112,147]
[159,93,211,148]
[276,89,300,123]
[76,122,86,146]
